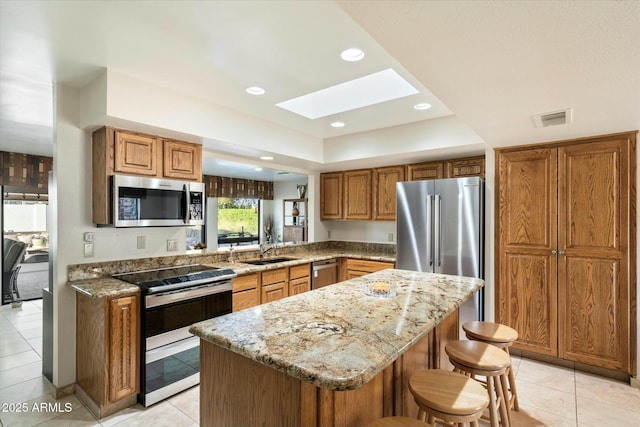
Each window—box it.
[217,198,259,247]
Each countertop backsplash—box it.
[67,241,396,282]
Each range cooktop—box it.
[114,264,236,294]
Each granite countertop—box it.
[69,277,140,298]
[189,269,484,391]
[68,248,395,297]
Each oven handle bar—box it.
[145,281,232,308]
[146,335,199,364]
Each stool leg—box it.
[495,375,510,427]
[417,408,426,422]
[486,376,500,427]
[507,364,519,411]
[500,373,513,427]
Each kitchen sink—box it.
[243,257,297,265]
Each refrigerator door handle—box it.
[426,195,433,267]
[434,194,441,268]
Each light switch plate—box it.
[388,233,394,242]
[137,236,146,249]
[167,239,178,252]
[83,243,94,258]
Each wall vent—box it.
[532,108,573,128]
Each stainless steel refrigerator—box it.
[396,176,484,324]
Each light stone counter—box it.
[190,269,483,391]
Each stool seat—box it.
[445,340,511,372]
[366,416,429,427]
[462,321,518,345]
[409,370,489,416]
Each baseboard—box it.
[43,376,75,399]
[75,383,137,419]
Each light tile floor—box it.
[1,300,639,426]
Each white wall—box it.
[3,203,47,233]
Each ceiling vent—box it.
[532,108,573,128]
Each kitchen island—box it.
[190,269,483,427]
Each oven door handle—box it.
[145,281,232,308]
[146,335,199,364]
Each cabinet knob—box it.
[551,249,557,255]
[559,250,565,255]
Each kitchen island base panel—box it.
[199,322,448,427]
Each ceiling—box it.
[1,1,639,180]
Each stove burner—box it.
[114,264,236,294]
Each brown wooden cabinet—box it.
[163,139,202,181]
[343,259,395,281]
[373,165,405,220]
[406,161,444,181]
[93,127,203,224]
[407,156,485,181]
[344,169,372,220]
[445,156,485,178]
[320,172,343,220]
[321,156,484,222]
[496,132,636,375]
[289,263,311,296]
[76,291,139,418]
[232,273,260,312]
[114,131,160,176]
[261,268,289,303]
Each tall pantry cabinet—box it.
[495,131,636,375]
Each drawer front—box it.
[261,268,288,286]
[233,273,260,292]
[346,259,394,273]
[289,263,311,280]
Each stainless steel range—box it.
[114,264,236,406]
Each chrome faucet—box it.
[259,242,278,259]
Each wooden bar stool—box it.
[462,321,520,411]
[445,340,511,427]
[367,416,429,426]
[408,369,489,427]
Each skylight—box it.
[275,68,419,119]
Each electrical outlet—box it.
[167,239,178,252]
[83,243,94,258]
[83,232,95,243]
[388,232,394,242]
[137,236,146,249]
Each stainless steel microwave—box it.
[113,175,205,227]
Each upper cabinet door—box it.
[445,156,485,178]
[163,140,202,181]
[114,131,160,176]
[344,169,372,220]
[496,147,558,356]
[406,161,444,181]
[320,172,343,220]
[373,165,405,220]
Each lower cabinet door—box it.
[262,282,288,303]
[233,288,260,312]
[108,294,138,402]
[289,277,310,296]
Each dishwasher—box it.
[312,259,338,289]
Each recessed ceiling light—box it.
[260,156,274,160]
[341,48,365,62]
[414,103,432,110]
[254,167,263,171]
[246,86,266,95]
[276,68,418,119]
[330,121,345,128]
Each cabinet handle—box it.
[551,249,557,255]
[559,250,565,255]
